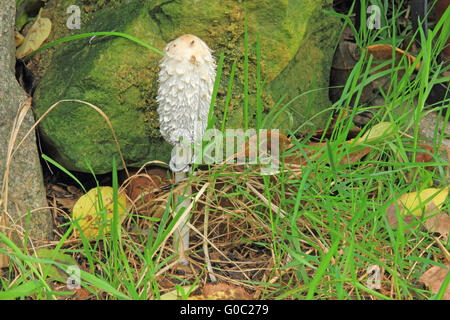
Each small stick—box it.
[246,182,287,218]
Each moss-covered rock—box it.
[33,0,341,173]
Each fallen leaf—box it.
[282,140,370,169]
[125,169,169,218]
[47,183,83,211]
[416,144,439,172]
[397,187,448,217]
[366,44,421,70]
[188,283,252,300]
[16,9,51,59]
[74,287,91,300]
[386,203,416,231]
[356,122,395,144]
[72,186,128,239]
[281,142,325,169]
[127,169,167,203]
[313,107,357,140]
[386,187,449,234]
[55,197,78,211]
[232,130,292,162]
[15,30,24,47]
[419,263,450,299]
[0,246,9,268]
[340,145,372,165]
[416,144,434,164]
[423,203,450,241]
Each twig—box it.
[246,182,287,218]
[434,236,450,263]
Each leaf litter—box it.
[35,112,450,300]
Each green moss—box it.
[153,0,294,130]
[34,1,168,173]
[269,0,340,133]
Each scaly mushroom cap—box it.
[156,34,216,149]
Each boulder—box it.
[33,0,341,173]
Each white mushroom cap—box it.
[156,34,216,162]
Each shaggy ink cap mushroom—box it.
[156,34,216,172]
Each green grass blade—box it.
[24,31,164,60]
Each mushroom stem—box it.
[173,170,191,265]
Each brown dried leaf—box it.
[340,146,371,165]
[313,107,354,140]
[125,169,169,218]
[49,184,68,195]
[423,203,450,241]
[188,283,252,300]
[386,200,416,232]
[66,185,83,195]
[282,138,370,169]
[128,177,159,203]
[416,144,434,163]
[233,130,292,161]
[281,142,325,168]
[419,263,450,299]
[366,44,421,70]
[74,287,91,300]
[55,197,77,211]
[127,168,168,203]
[47,183,83,211]
[416,144,436,171]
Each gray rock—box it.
[417,109,450,163]
[0,0,53,266]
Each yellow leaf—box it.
[16,10,51,59]
[398,187,448,217]
[72,187,127,239]
[356,122,395,144]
